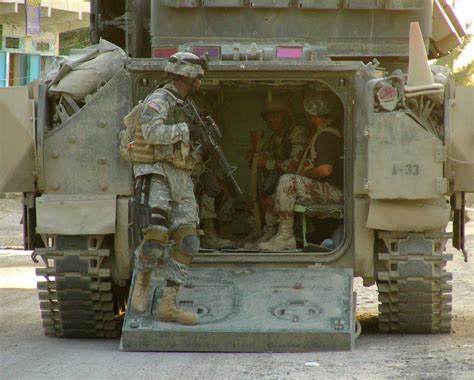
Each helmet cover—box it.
[165,52,206,79]
[303,90,336,116]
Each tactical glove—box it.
[188,122,201,141]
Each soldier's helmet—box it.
[261,96,291,118]
[165,52,207,79]
[303,90,336,116]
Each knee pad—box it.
[144,227,169,244]
[171,226,200,265]
[139,239,165,262]
[180,234,200,256]
[142,240,163,255]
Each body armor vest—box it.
[297,125,341,175]
[132,88,189,166]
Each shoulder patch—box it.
[148,101,161,113]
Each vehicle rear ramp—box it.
[120,267,355,352]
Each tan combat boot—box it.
[201,218,234,249]
[257,218,297,250]
[156,286,199,325]
[244,225,277,249]
[130,270,151,313]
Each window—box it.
[36,42,50,52]
[5,37,20,49]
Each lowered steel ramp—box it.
[120,267,354,352]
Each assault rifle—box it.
[182,98,243,197]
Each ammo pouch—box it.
[172,142,196,170]
[119,102,155,164]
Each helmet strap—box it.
[173,75,194,98]
[191,77,201,95]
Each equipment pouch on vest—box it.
[172,142,195,170]
[119,101,147,162]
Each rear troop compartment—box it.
[129,60,357,265]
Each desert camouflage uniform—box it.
[262,124,307,172]
[192,162,235,223]
[274,125,343,220]
[262,124,308,227]
[275,174,343,218]
[134,82,199,284]
[199,190,234,222]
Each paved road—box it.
[1,246,473,380]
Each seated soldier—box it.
[245,96,308,248]
[258,90,344,250]
[198,171,235,249]
[192,95,235,249]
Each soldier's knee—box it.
[140,226,169,259]
[170,226,200,265]
[277,174,293,190]
[144,227,169,244]
[142,240,163,256]
[181,234,200,256]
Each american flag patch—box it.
[148,101,161,113]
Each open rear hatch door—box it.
[120,266,354,352]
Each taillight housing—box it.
[276,46,303,60]
[153,47,178,58]
[191,46,221,60]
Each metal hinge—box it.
[363,181,372,191]
[435,177,449,194]
[435,146,447,162]
[363,128,371,138]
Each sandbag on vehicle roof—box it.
[46,39,127,101]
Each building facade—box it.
[0,0,90,87]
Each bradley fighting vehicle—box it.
[1,0,473,351]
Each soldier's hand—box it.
[245,148,254,162]
[188,122,201,141]
[257,152,268,168]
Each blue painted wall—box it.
[0,52,6,87]
[28,55,41,83]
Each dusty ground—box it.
[0,198,23,248]
[1,199,473,379]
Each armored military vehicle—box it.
[1,0,472,351]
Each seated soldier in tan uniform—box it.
[258,90,343,250]
[245,96,308,248]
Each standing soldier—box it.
[258,90,344,250]
[129,52,207,325]
[245,96,307,248]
